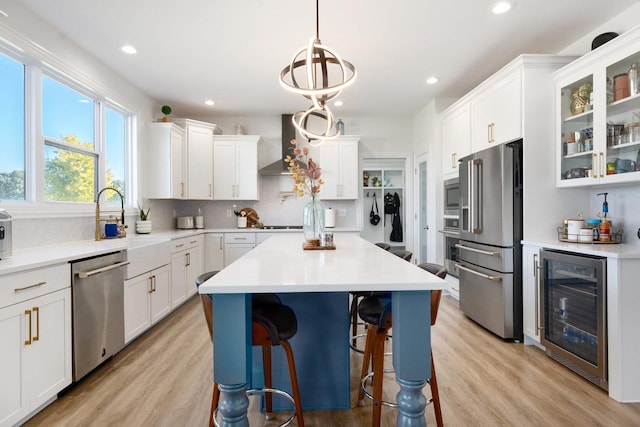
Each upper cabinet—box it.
[213,135,260,200]
[145,119,219,200]
[441,102,471,176]
[173,119,217,200]
[470,71,522,153]
[145,123,186,199]
[317,136,360,200]
[555,27,640,187]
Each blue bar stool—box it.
[196,272,304,427]
[357,263,447,427]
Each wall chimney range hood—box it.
[259,114,297,176]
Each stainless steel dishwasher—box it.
[71,251,129,381]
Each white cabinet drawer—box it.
[0,263,70,308]
[171,236,201,253]
[225,233,256,244]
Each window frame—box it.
[0,50,136,217]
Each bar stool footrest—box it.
[213,387,297,427]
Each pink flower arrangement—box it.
[284,139,324,197]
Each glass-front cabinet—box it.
[555,26,640,187]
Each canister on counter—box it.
[599,218,611,242]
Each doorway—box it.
[414,152,433,264]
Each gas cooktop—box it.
[261,225,303,230]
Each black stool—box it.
[195,272,304,427]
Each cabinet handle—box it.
[189,240,198,244]
[599,152,604,178]
[186,252,191,267]
[592,153,598,179]
[14,281,46,292]
[181,182,184,197]
[219,238,223,250]
[175,243,184,248]
[25,309,32,345]
[452,153,457,169]
[487,123,491,143]
[209,183,212,197]
[33,307,40,342]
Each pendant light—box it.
[279,0,356,143]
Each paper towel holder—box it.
[325,207,336,228]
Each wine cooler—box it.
[540,249,607,390]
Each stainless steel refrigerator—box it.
[457,140,523,340]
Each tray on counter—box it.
[556,227,623,244]
[302,242,336,250]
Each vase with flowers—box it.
[285,139,325,246]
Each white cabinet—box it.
[522,244,543,345]
[224,233,255,267]
[204,233,224,272]
[555,26,640,187]
[471,71,522,153]
[441,102,471,176]
[145,123,185,199]
[170,235,203,308]
[213,135,260,200]
[124,265,170,343]
[174,119,217,200]
[0,264,72,427]
[317,136,359,200]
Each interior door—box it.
[415,153,431,264]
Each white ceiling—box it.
[17,0,640,118]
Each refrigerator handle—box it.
[472,158,483,234]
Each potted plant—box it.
[136,203,152,234]
[161,105,172,122]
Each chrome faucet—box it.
[95,187,126,240]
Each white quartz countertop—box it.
[0,227,361,276]
[199,234,446,294]
[521,239,640,259]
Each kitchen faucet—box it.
[95,187,126,240]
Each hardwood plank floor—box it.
[24,294,640,426]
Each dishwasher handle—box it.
[75,260,130,279]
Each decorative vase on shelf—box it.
[136,220,152,234]
[303,197,325,246]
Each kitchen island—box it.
[199,233,446,427]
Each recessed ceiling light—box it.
[426,77,439,85]
[205,100,215,106]
[121,45,137,55]
[492,1,513,14]
[334,100,343,107]
[0,10,8,18]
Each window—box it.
[0,52,25,200]
[0,38,134,209]
[40,75,132,204]
[105,107,126,202]
[42,75,97,202]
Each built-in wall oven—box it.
[441,230,460,278]
[539,249,607,390]
[442,178,460,278]
[443,177,460,216]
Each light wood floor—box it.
[24,294,640,426]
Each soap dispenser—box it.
[597,192,611,242]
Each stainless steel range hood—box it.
[259,114,297,176]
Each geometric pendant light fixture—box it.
[279,0,356,144]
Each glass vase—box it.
[303,197,325,245]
